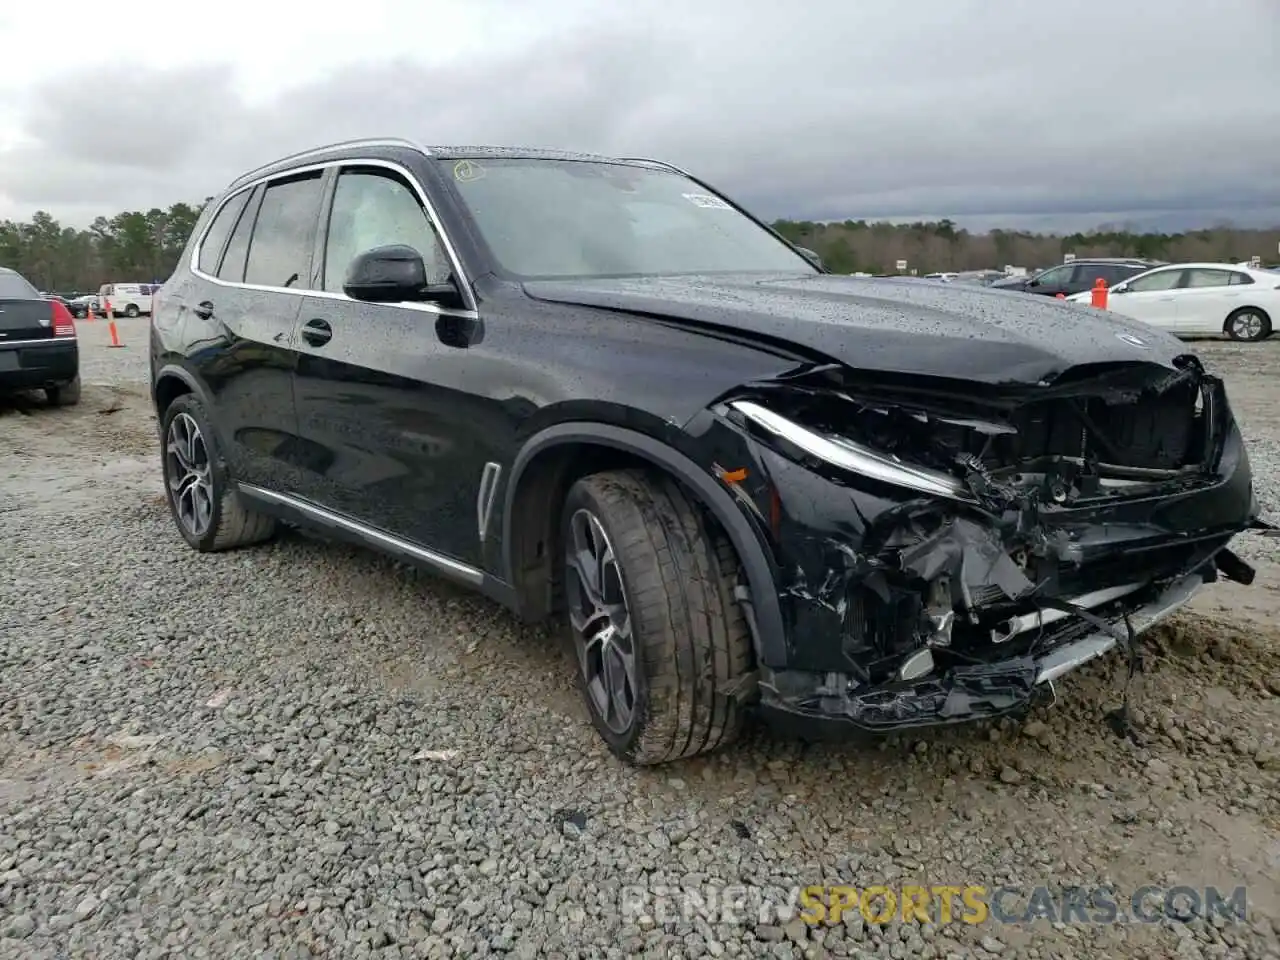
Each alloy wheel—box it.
[565,508,637,735]
[1231,311,1264,340]
[165,412,214,537]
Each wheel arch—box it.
[500,422,787,666]
[153,363,213,420]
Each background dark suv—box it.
[150,139,1259,766]
[990,258,1163,297]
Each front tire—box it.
[561,469,753,765]
[1224,307,1271,342]
[160,394,276,552]
[46,375,81,406]
[125,303,140,318]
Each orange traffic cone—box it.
[1090,278,1109,309]
[107,320,125,348]
[1056,293,1066,299]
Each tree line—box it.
[773,218,1280,275]
[2,202,1278,293]
[0,205,206,294]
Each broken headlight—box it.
[728,400,972,501]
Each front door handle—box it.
[193,301,214,320]
[301,318,332,347]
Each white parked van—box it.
[97,282,157,317]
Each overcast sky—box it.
[1,0,1278,232]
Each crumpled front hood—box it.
[522,273,1186,384]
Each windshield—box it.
[438,158,817,280]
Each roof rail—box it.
[617,156,692,177]
[227,138,431,190]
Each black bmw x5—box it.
[150,138,1265,765]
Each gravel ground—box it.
[2,316,1279,960]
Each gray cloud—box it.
[3,0,1279,230]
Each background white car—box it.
[1067,262,1278,342]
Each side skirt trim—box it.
[237,483,484,587]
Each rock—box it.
[1022,720,1049,741]
[74,895,99,922]
[784,918,808,943]
[4,914,35,939]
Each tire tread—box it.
[163,394,277,553]
[569,469,752,765]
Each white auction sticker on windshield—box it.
[683,193,732,210]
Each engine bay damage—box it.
[708,355,1263,734]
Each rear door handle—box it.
[301,317,333,347]
[193,301,214,320]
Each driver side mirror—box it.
[344,244,463,308]
[1111,283,1129,295]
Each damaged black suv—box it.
[151,139,1266,765]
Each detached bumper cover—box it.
[760,572,1205,732]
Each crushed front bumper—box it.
[699,358,1261,738]
[757,571,1205,736]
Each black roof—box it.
[1065,257,1164,265]
[226,138,673,192]
[427,145,645,164]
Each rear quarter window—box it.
[197,190,252,276]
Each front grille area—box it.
[985,379,1202,471]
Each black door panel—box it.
[173,172,327,488]
[288,163,492,565]
[292,297,490,566]
[184,288,303,487]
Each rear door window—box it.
[1182,269,1233,288]
[243,172,325,289]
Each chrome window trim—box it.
[190,156,478,318]
[616,156,694,177]
[227,138,433,191]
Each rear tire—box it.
[561,469,753,765]
[160,393,277,552]
[45,375,81,406]
[1224,307,1271,342]
[125,303,140,318]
